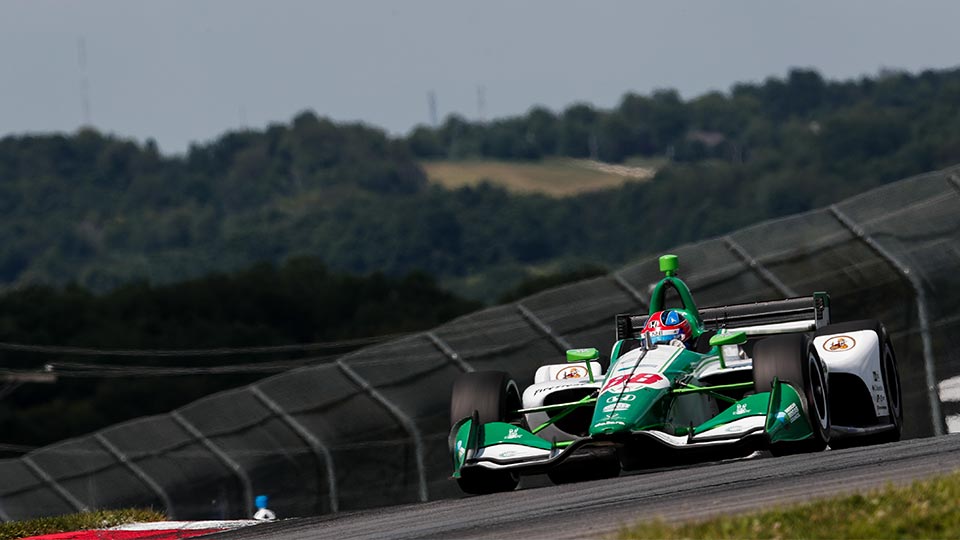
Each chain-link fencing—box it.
[1,165,959,521]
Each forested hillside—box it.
[0,113,426,290]
[2,67,960,299]
[3,66,960,450]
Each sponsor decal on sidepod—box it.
[556,366,588,379]
[823,335,856,352]
[533,382,587,395]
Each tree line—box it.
[406,67,960,166]
[1,67,959,301]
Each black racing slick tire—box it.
[450,371,522,426]
[753,334,830,455]
[547,450,621,485]
[875,327,903,443]
[449,371,522,494]
[817,320,902,448]
[456,465,521,495]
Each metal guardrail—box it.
[336,359,429,503]
[249,386,340,513]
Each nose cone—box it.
[590,387,668,437]
[595,344,679,436]
[589,397,644,437]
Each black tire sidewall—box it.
[450,371,523,495]
[880,336,903,437]
[450,371,521,426]
[805,344,831,442]
[753,334,830,448]
[547,454,620,485]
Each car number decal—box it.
[601,372,667,392]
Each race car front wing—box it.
[450,377,815,477]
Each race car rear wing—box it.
[616,292,830,341]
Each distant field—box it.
[421,158,660,197]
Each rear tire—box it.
[753,334,830,455]
[817,320,902,448]
[450,371,522,494]
[877,332,904,443]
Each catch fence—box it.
[1,165,959,521]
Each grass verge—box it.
[0,508,165,540]
[618,470,960,539]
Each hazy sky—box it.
[2,0,959,154]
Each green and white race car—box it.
[449,255,903,494]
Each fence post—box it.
[249,385,339,513]
[948,173,960,195]
[517,303,573,352]
[337,359,428,503]
[170,411,255,514]
[426,332,473,373]
[612,272,649,307]
[21,456,88,512]
[95,434,174,517]
[830,205,945,436]
[724,236,798,297]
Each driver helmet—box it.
[641,310,693,347]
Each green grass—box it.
[618,471,960,539]
[421,157,657,197]
[0,509,165,540]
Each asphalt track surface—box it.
[210,435,960,540]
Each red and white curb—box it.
[23,520,262,540]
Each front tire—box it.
[450,371,522,426]
[547,450,620,485]
[450,371,522,494]
[753,334,830,455]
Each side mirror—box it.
[565,348,599,382]
[566,348,599,363]
[709,331,747,347]
[709,331,747,369]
